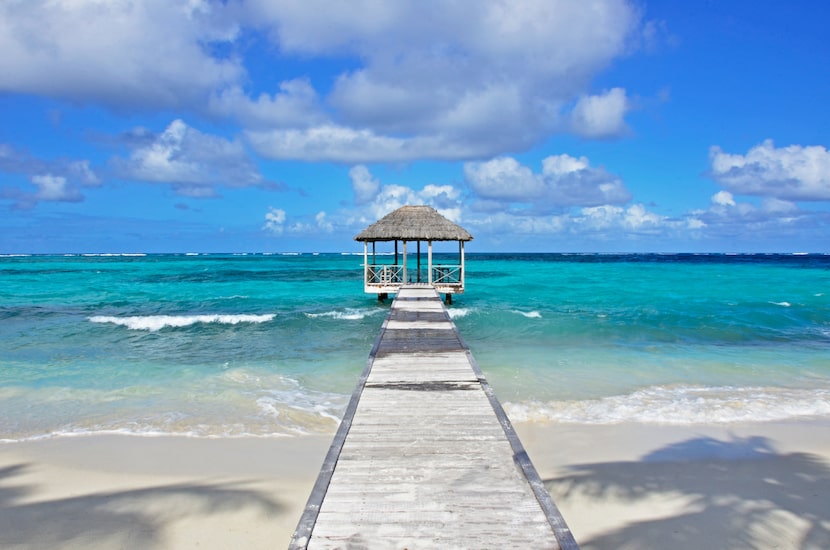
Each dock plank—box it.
[290,286,577,549]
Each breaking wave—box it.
[304,308,384,321]
[89,314,275,331]
[512,310,542,318]
[505,385,830,425]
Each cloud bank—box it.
[243,0,642,161]
[1,0,647,163]
[280,149,829,250]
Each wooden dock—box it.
[290,286,578,549]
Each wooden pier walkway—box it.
[290,286,578,549]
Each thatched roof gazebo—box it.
[355,205,473,303]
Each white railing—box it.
[432,265,463,286]
[366,264,404,285]
[365,264,463,289]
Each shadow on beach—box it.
[0,464,284,548]
[546,435,830,550]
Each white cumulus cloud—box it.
[314,211,334,233]
[0,0,242,109]
[246,124,493,163]
[712,190,737,207]
[208,79,326,129]
[263,207,286,235]
[349,165,381,205]
[571,88,630,138]
[114,119,270,197]
[241,0,647,161]
[342,166,466,225]
[576,204,665,233]
[0,144,100,208]
[464,154,631,208]
[463,157,540,202]
[683,191,810,244]
[0,0,651,162]
[709,140,830,201]
[31,175,82,203]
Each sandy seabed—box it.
[1,420,829,549]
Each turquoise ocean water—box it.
[2,253,829,441]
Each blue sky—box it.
[1,0,829,253]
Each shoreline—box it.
[1,420,828,549]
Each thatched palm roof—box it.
[354,205,473,242]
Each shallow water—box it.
[2,252,829,440]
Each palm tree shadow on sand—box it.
[546,435,830,550]
[0,464,284,548]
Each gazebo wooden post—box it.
[460,241,466,289]
[428,241,433,285]
[363,241,369,288]
[458,241,467,294]
[417,241,421,283]
[402,240,407,283]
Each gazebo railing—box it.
[364,264,463,288]
[366,264,404,285]
[432,265,463,286]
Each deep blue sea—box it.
[2,252,829,441]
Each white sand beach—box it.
[518,420,830,549]
[1,421,829,549]
[0,435,331,549]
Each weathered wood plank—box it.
[290,286,578,550]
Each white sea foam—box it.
[447,308,472,319]
[504,385,830,425]
[255,386,345,434]
[89,314,275,331]
[770,301,792,307]
[0,425,299,443]
[256,394,344,425]
[305,308,382,321]
[512,310,542,319]
[80,253,146,257]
